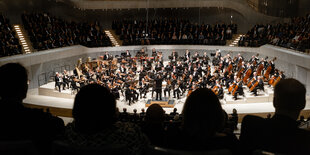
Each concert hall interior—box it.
[0,0,310,154]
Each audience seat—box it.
[0,140,39,155]
[51,141,127,155]
[146,145,232,155]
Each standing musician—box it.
[184,50,191,61]
[154,74,163,100]
[55,72,63,92]
[62,70,70,89]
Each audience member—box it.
[239,14,310,52]
[0,14,22,57]
[166,88,240,154]
[240,78,310,154]
[22,13,112,51]
[140,104,166,147]
[169,108,179,117]
[62,84,149,155]
[229,108,239,130]
[113,18,237,46]
[0,63,64,154]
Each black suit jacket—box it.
[240,114,310,154]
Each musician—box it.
[249,55,257,64]
[172,66,179,76]
[111,83,120,99]
[192,68,199,81]
[103,52,111,60]
[165,62,173,72]
[125,50,131,58]
[170,50,178,64]
[173,80,181,99]
[237,53,243,63]
[176,61,183,71]
[155,61,163,72]
[154,75,163,100]
[55,72,63,92]
[234,78,244,100]
[138,79,149,98]
[217,85,224,99]
[184,50,190,61]
[151,48,157,56]
[125,85,139,105]
[192,51,200,61]
[202,53,209,66]
[119,64,127,74]
[62,70,70,89]
[249,72,259,96]
[79,75,87,88]
[164,79,172,98]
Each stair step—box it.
[14,25,34,53]
[104,30,121,47]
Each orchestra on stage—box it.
[54,48,285,105]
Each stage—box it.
[24,82,310,123]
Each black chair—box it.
[0,140,39,155]
[52,141,127,155]
[146,145,232,155]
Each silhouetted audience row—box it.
[239,14,310,52]
[112,18,237,46]
[22,13,112,51]
[0,14,22,57]
[0,63,309,155]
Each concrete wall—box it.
[1,44,310,95]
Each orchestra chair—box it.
[51,141,127,155]
[146,145,232,155]
[0,140,39,155]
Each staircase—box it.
[227,34,245,47]
[14,25,34,54]
[104,30,121,47]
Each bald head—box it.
[273,78,306,119]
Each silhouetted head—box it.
[146,104,165,124]
[183,88,224,139]
[273,78,306,120]
[0,63,28,101]
[72,84,116,134]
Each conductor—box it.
[155,74,163,100]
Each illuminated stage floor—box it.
[24,83,310,116]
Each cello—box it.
[256,63,264,76]
[249,80,258,92]
[232,84,238,97]
[243,68,252,84]
[264,57,277,81]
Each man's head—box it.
[73,84,116,133]
[0,63,28,101]
[273,78,306,120]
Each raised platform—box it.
[39,82,74,99]
[146,98,176,108]
[39,82,276,105]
